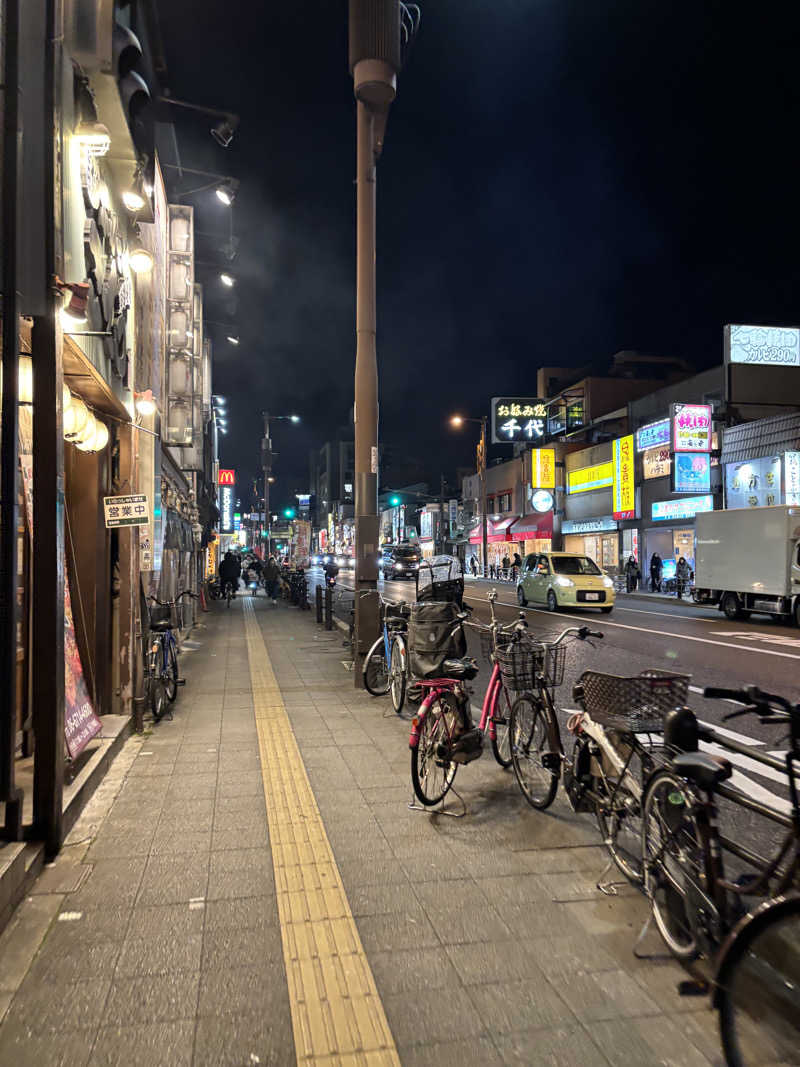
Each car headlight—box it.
[336,557,345,566]
[395,562,405,571]
[602,576,613,588]
[554,576,574,588]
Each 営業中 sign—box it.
[491,397,547,444]
[104,494,149,528]
[672,403,712,453]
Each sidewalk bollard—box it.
[324,586,333,631]
[316,585,323,624]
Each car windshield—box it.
[394,547,419,558]
[551,556,601,576]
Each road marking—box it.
[716,631,800,649]
[463,594,800,661]
[243,598,399,1066]
[701,740,787,788]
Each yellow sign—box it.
[531,448,555,490]
[612,435,635,516]
[567,461,613,494]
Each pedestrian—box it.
[512,551,522,581]
[489,561,496,580]
[264,554,281,604]
[649,552,662,593]
[470,556,478,578]
[501,555,510,581]
[625,555,640,593]
[219,550,241,598]
[676,555,690,600]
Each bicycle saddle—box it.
[150,619,173,632]
[442,657,479,681]
[672,751,732,792]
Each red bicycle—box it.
[408,591,526,806]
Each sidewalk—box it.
[0,595,723,1066]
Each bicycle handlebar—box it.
[148,591,199,606]
[702,684,795,725]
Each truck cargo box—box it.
[695,506,800,598]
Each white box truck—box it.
[694,505,800,624]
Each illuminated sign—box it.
[567,461,613,494]
[786,452,800,506]
[491,397,547,444]
[727,325,800,366]
[725,455,781,509]
[635,418,671,452]
[531,489,554,513]
[562,516,617,534]
[643,446,671,480]
[612,435,635,518]
[220,485,235,533]
[652,495,713,522]
[672,404,712,453]
[531,448,556,490]
[233,512,242,531]
[672,452,711,494]
[218,469,236,486]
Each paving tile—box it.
[381,986,485,1048]
[556,968,661,1023]
[422,899,511,946]
[206,865,275,901]
[164,774,218,800]
[366,947,461,997]
[149,830,212,855]
[115,933,203,976]
[355,909,440,954]
[65,858,146,910]
[101,971,199,1026]
[492,1022,612,1065]
[193,1010,294,1067]
[203,896,280,932]
[399,1035,504,1067]
[589,1015,715,1066]
[0,1026,95,1067]
[201,922,283,972]
[127,903,205,940]
[27,937,121,983]
[197,963,286,1017]
[89,1020,195,1066]
[444,938,552,987]
[48,906,132,946]
[4,977,111,1035]
[85,828,156,860]
[136,854,209,906]
[467,977,577,1035]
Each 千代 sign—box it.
[727,325,800,367]
[491,397,547,444]
[672,403,712,453]
[104,494,149,528]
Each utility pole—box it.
[261,412,271,557]
[479,416,488,578]
[438,473,446,555]
[348,0,404,684]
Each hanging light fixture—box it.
[211,115,238,148]
[74,411,97,448]
[75,120,111,156]
[63,384,73,413]
[215,178,239,206]
[18,354,33,405]
[122,165,147,212]
[76,415,109,453]
[64,395,89,439]
[128,246,154,273]
[219,272,235,287]
[59,281,90,326]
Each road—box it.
[309,566,798,858]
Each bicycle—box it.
[407,591,525,806]
[144,591,197,722]
[509,632,687,884]
[221,577,236,608]
[363,597,410,714]
[640,685,800,1065]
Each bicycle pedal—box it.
[678,979,708,997]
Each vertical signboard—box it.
[448,498,458,535]
[531,448,556,489]
[785,451,800,506]
[612,435,635,519]
[671,404,712,453]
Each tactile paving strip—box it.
[243,599,400,1066]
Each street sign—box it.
[490,397,547,444]
[104,494,149,528]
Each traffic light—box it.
[389,495,401,507]
[283,507,296,519]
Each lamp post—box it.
[261,413,299,556]
[450,415,488,578]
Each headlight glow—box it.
[602,576,613,588]
[395,562,405,571]
[336,557,345,566]
[554,576,574,588]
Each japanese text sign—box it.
[104,494,149,528]
[220,485,235,533]
[567,461,613,494]
[643,446,671,480]
[672,452,711,494]
[635,418,671,452]
[786,452,800,506]
[612,435,635,518]
[671,403,712,453]
[727,325,800,366]
[531,448,556,490]
[652,495,713,521]
[491,397,547,444]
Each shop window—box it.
[497,492,512,512]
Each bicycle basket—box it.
[149,603,172,627]
[578,670,690,734]
[415,555,464,605]
[478,628,513,665]
[494,636,542,691]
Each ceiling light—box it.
[59,281,90,326]
[215,179,239,206]
[136,390,157,417]
[211,116,238,148]
[122,189,145,212]
[128,247,154,273]
[75,121,111,155]
[220,272,235,287]
[226,335,239,345]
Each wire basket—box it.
[495,638,566,691]
[149,603,172,628]
[477,628,513,664]
[579,669,690,734]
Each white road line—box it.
[701,741,787,788]
[463,594,800,661]
[712,763,793,817]
[696,718,766,747]
[615,605,710,623]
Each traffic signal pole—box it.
[261,412,271,556]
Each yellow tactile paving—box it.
[243,599,401,1066]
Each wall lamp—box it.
[161,163,239,204]
[156,97,239,148]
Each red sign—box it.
[218,469,235,486]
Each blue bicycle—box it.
[363,598,410,713]
[145,591,197,722]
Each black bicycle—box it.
[145,591,197,722]
[641,685,800,1065]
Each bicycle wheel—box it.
[390,637,406,714]
[148,648,168,723]
[363,635,390,695]
[509,694,559,809]
[410,691,462,806]
[490,682,513,768]
[641,769,705,960]
[165,641,179,703]
[717,896,800,1067]
[595,740,651,885]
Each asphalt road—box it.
[308,566,798,858]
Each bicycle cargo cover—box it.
[408,600,467,679]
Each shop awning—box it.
[512,512,554,538]
[469,516,520,544]
[63,336,131,422]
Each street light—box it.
[261,412,301,557]
[220,272,235,287]
[450,413,488,578]
[226,335,239,345]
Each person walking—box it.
[625,555,640,593]
[676,555,691,600]
[264,555,281,604]
[512,551,522,582]
[501,555,510,581]
[649,552,663,593]
[470,556,478,578]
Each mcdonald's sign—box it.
[218,469,236,486]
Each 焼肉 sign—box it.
[635,418,671,452]
[652,495,713,521]
[727,325,800,366]
[672,403,712,453]
[531,448,555,490]
[567,461,613,494]
[612,435,635,518]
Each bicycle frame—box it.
[408,663,508,748]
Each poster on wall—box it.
[643,446,671,480]
[671,403,712,452]
[672,452,711,494]
[725,456,781,508]
[20,455,102,760]
[785,452,800,506]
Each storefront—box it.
[468,516,519,571]
[512,511,553,557]
[562,517,619,571]
[643,495,714,573]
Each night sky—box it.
[156,1,800,509]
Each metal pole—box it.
[481,416,489,579]
[262,412,270,557]
[0,0,23,839]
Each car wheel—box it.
[517,585,528,607]
[547,590,558,613]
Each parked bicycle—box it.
[407,590,524,806]
[640,684,800,1066]
[363,597,410,713]
[509,631,688,884]
[145,591,198,722]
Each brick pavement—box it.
[0,594,724,1066]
